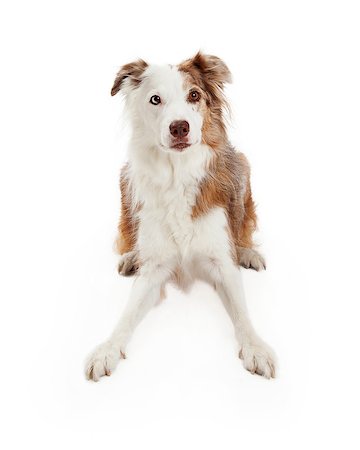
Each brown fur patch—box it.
[115,164,138,255]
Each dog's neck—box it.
[129,132,211,174]
[126,135,213,208]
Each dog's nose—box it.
[169,120,190,138]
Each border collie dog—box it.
[85,52,276,381]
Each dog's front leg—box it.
[215,264,276,378]
[85,264,170,381]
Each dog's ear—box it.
[189,52,232,87]
[111,59,148,96]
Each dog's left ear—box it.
[111,59,148,96]
[188,52,232,87]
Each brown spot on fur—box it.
[115,164,138,255]
[160,286,166,301]
[111,59,148,96]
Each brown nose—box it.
[169,120,190,138]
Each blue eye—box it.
[150,95,161,105]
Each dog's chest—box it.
[130,151,210,258]
[135,175,230,268]
[128,145,230,263]
[138,174,199,248]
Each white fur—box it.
[85,65,276,381]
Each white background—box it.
[1,1,359,448]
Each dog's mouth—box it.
[170,141,191,151]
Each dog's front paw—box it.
[118,251,139,276]
[237,247,266,271]
[85,342,123,382]
[239,339,276,379]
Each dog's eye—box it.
[189,90,201,102]
[150,95,161,105]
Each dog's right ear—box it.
[111,59,148,96]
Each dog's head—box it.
[111,52,231,152]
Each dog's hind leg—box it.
[85,262,171,381]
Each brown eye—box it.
[189,90,201,102]
[150,95,161,105]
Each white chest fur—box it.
[127,143,231,269]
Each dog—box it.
[85,52,276,381]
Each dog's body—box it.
[85,53,276,381]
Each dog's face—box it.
[111,53,232,152]
[129,64,203,152]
